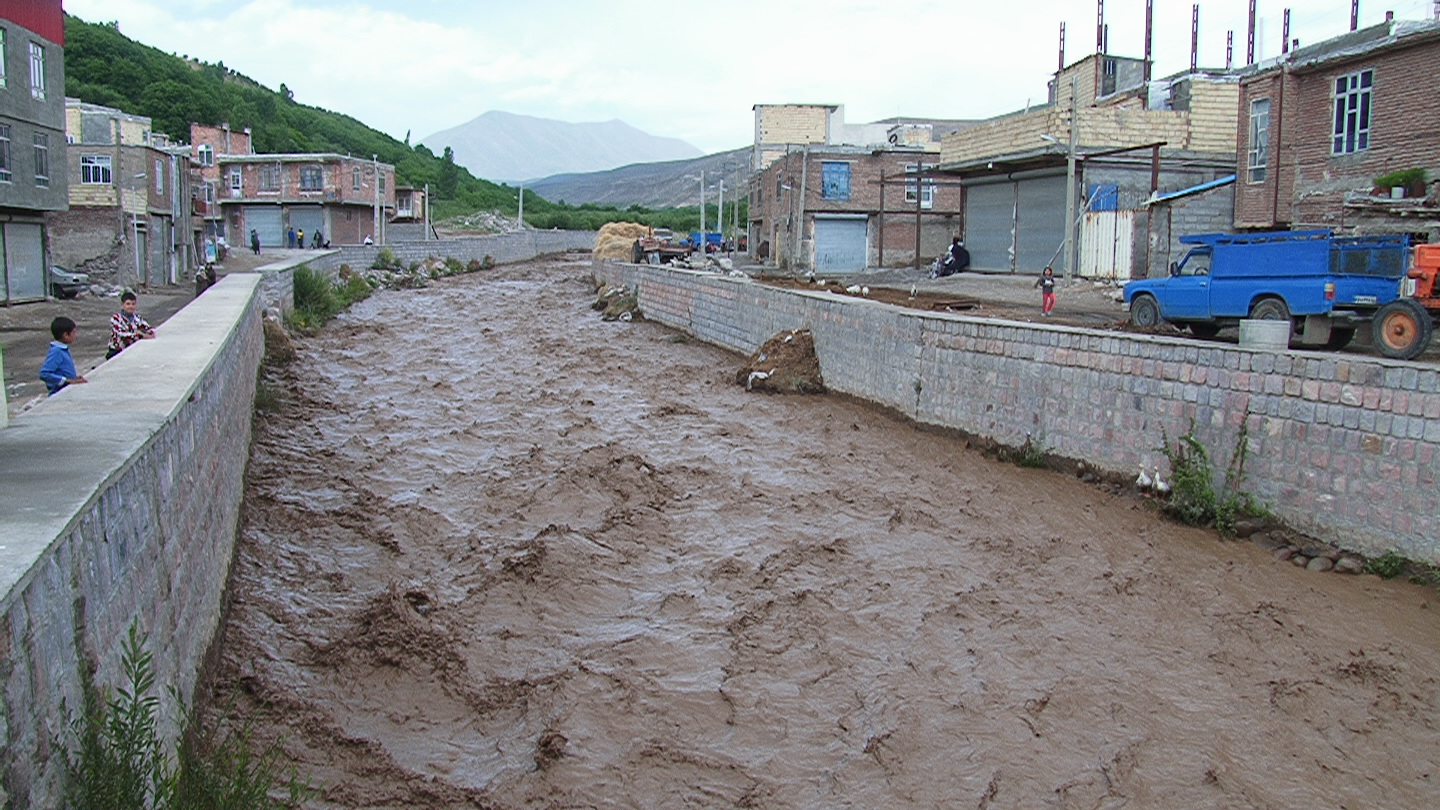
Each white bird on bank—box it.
[1136,464,1153,491]
[1153,466,1171,496]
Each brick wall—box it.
[1240,36,1440,232]
[0,275,264,808]
[594,259,1440,565]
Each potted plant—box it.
[1373,168,1427,198]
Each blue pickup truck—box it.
[1125,229,1417,351]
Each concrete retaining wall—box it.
[302,230,595,276]
[0,274,265,808]
[595,259,1440,564]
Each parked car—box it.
[49,265,90,299]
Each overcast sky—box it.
[66,0,1439,155]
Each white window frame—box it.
[81,153,113,184]
[0,29,9,88]
[904,162,936,209]
[28,41,44,100]
[155,159,163,194]
[229,167,242,195]
[1248,98,1270,183]
[299,164,323,192]
[33,132,48,186]
[197,143,214,166]
[1332,68,1373,155]
[352,167,361,191]
[203,180,215,203]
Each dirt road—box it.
[207,254,1440,809]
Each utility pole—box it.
[699,169,706,249]
[1064,74,1079,281]
[372,154,380,245]
[518,184,524,229]
[424,182,431,240]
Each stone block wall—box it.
[595,259,1440,564]
[0,275,265,808]
[302,231,596,277]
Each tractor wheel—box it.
[1372,299,1433,360]
[1130,295,1161,327]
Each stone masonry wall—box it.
[595,259,1440,564]
[302,230,596,277]
[0,275,264,808]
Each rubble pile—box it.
[735,329,825,394]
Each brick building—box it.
[1235,19,1440,239]
[48,100,201,288]
[0,0,66,302]
[189,122,252,243]
[217,152,395,248]
[937,53,1240,279]
[748,105,974,271]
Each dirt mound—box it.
[735,329,824,393]
[593,222,651,261]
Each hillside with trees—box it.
[62,15,741,232]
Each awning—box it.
[1146,174,1237,206]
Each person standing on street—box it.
[1035,266,1057,317]
[250,228,261,255]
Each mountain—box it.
[422,111,704,183]
[526,147,752,209]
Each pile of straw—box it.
[593,222,651,260]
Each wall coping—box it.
[0,273,262,606]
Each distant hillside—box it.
[423,111,704,184]
[527,147,752,209]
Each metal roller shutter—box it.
[813,216,868,273]
[4,223,46,303]
[1015,174,1068,273]
[290,206,324,241]
[964,183,1015,272]
[243,206,284,248]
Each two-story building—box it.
[189,122,252,244]
[0,0,66,303]
[1234,18,1440,239]
[748,105,974,271]
[48,100,200,288]
[938,53,1241,279]
[217,152,395,247]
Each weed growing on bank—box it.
[65,624,314,809]
[286,264,373,332]
[1157,421,1266,534]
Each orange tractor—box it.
[1375,244,1440,359]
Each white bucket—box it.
[1239,319,1291,350]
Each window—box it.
[203,180,215,203]
[379,174,385,195]
[33,132,48,186]
[300,164,323,191]
[229,167,242,194]
[258,163,281,192]
[821,161,850,201]
[1248,98,1270,182]
[155,159,163,193]
[197,144,213,166]
[0,124,10,182]
[81,154,112,184]
[352,167,361,191]
[904,163,936,209]
[0,29,8,88]
[1332,69,1372,154]
[28,41,44,100]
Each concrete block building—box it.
[0,0,66,303]
[748,104,975,271]
[48,100,201,288]
[937,52,1240,279]
[1235,18,1440,240]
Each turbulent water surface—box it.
[207,255,1440,809]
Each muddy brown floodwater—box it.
[208,254,1440,810]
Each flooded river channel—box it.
[206,255,1440,809]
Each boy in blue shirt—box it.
[39,316,88,395]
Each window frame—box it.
[820,161,851,202]
[903,162,937,209]
[1248,98,1270,183]
[229,167,242,194]
[299,164,324,192]
[81,153,113,185]
[155,159,163,194]
[352,167,361,191]
[28,41,43,100]
[32,132,48,186]
[0,124,10,183]
[0,28,8,88]
[197,143,214,166]
[257,162,281,193]
[1331,68,1373,155]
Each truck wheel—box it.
[1189,323,1221,339]
[1131,295,1161,327]
[1372,299,1433,360]
[1249,297,1290,322]
[1325,328,1355,350]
